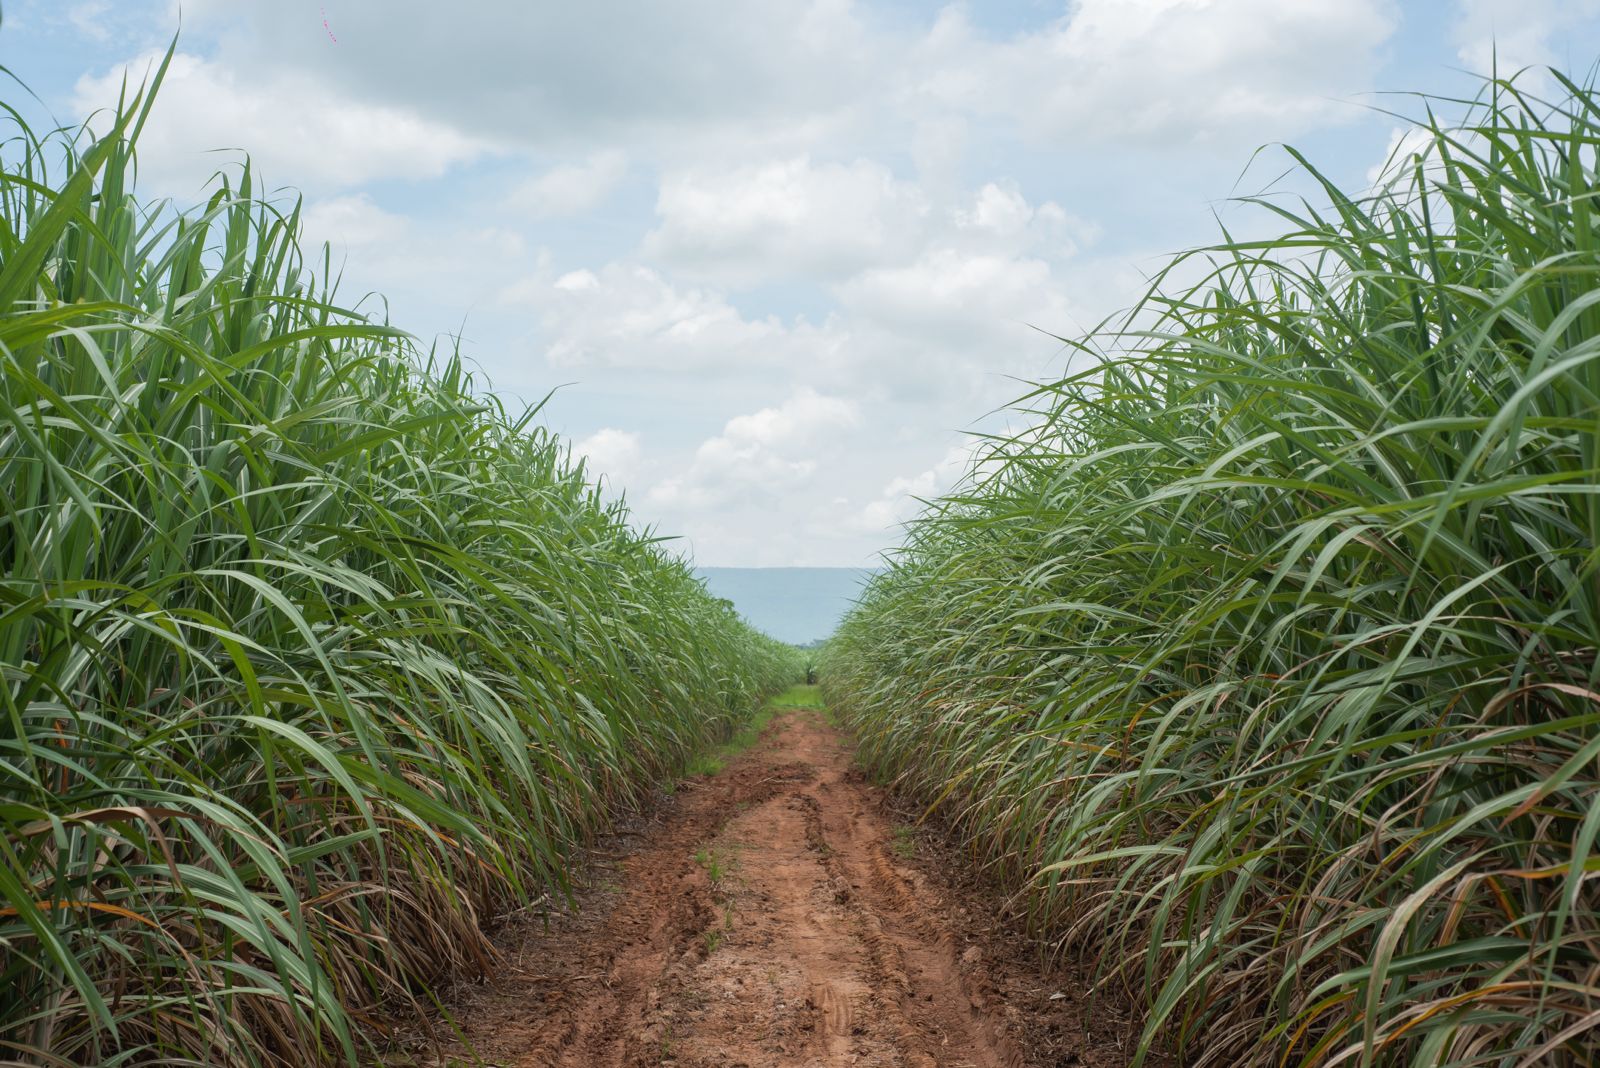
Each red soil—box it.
[386,709,1140,1067]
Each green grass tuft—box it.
[769,683,825,709]
[684,685,821,777]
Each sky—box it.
[4,1,1600,566]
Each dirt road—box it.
[394,701,1135,1067]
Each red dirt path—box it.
[387,708,1140,1067]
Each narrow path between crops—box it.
[392,699,1138,1067]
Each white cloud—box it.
[648,162,1091,289]
[504,166,1092,418]
[301,194,409,250]
[719,388,857,448]
[517,262,829,372]
[511,235,1080,406]
[150,0,1401,168]
[648,388,858,511]
[169,1,877,151]
[906,0,1397,146]
[67,1,111,41]
[1453,0,1600,80]
[952,181,1095,254]
[509,151,629,219]
[646,156,930,282]
[847,443,972,536]
[910,114,968,188]
[835,248,1069,351]
[72,50,495,197]
[1363,123,1465,194]
[573,427,643,491]
[956,182,1037,241]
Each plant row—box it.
[0,71,801,1066]
[823,74,1600,1066]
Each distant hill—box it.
[696,567,873,645]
